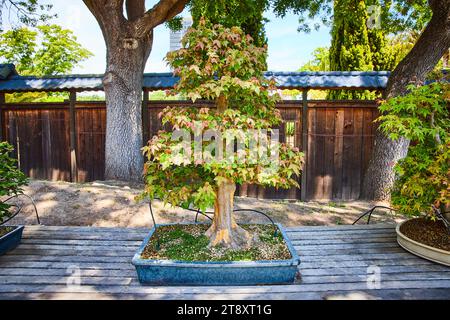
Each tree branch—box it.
[83,0,127,39]
[126,0,146,21]
[385,0,450,97]
[132,0,188,38]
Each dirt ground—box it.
[4,180,405,228]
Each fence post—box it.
[69,90,78,183]
[0,92,4,142]
[142,89,149,146]
[300,89,309,201]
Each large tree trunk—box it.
[83,0,188,181]
[361,0,450,201]
[103,33,153,181]
[205,179,253,249]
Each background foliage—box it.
[0,142,28,221]
[0,24,92,102]
[189,0,269,48]
[0,0,54,31]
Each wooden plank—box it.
[341,107,354,200]
[1,289,448,300]
[314,108,326,199]
[21,230,148,238]
[91,105,105,180]
[288,232,397,240]
[142,89,150,146]
[322,288,450,300]
[41,110,51,179]
[3,270,450,288]
[0,279,449,295]
[23,225,149,233]
[300,90,308,200]
[323,108,335,199]
[69,91,77,182]
[301,272,450,284]
[360,107,378,192]
[19,239,142,246]
[292,237,398,245]
[76,108,87,182]
[0,92,4,141]
[285,223,395,231]
[306,107,316,199]
[351,107,364,199]
[300,264,450,276]
[296,247,407,256]
[299,252,421,262]
[0,291,325,300]
[7,248,138,257]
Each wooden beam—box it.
[300,90,309,201]
[69,90,78,183]
[142,89,150,146]
[0,92,4,142]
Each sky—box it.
[4,0,332,74]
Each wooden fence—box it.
[0,99,378,201]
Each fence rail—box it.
[0,99,379,201]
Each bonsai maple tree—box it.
[141,19,304,249]
[376,82,450,224]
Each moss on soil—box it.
[400,218,450,252]
[0,226,15,238]
[141,224,292,262]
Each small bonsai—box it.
[0,142,28,223]
[140,20,304,249]
[377,82,450,229]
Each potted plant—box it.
[0,142,28,255]
[132,20,304,285]
[377,82,450,265]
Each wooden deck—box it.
[0,224,449,300]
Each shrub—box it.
[0,142,28,222]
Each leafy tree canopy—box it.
[0,24,92,76]
[188,0,269,47]
[0,0,55,31]
[299,47,330,72]
[272,0,431,33]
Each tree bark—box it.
[205,179,253,249]
[361,0,450,200]
[103,33,153,181]
[83,0,188,181]
[204,94,253,248]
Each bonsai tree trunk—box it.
[205,94,252,248]
[205,179,253,249]
[361,0,450,200]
